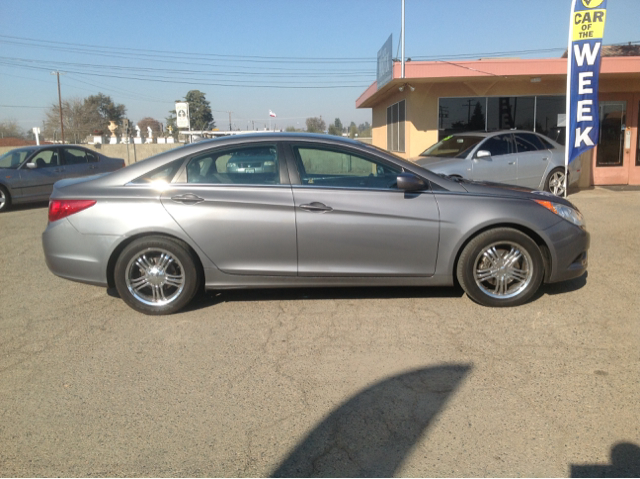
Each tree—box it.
[137,117,163,138]
[84,93,126,132]
[327,124,341,136]
[166,90,215,137]
[43,93,127,143]
[328,118,343,136]
[0,120,25,139]
[306,116,326,133]
[348,121,358,138]
[44,97,88,143]
[358,121,372,138]
[185,90,214,130]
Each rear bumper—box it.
[544,220,590,283]
[42,218,119,287]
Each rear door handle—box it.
[508,162,516,165]
[300,202,333,213]
[542,157,549,161]
[171,193,205,205]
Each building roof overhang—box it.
[356,56,640,109]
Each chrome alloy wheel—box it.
[548,170,566,196]
[472,241,534,300]
[125,248,185,306]
[0,188,6,210]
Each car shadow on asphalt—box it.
[571,442,640,477]
[183,286,465,312]
[270,363,472,477]
[537,272,588,298]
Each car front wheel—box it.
[114,236,201,315]
[456,228,544,307]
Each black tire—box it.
[114,235,202,315]
[456,228,544,307]
[0,185,11,212]
[544,167,567,197]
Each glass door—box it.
[596,101,627,167]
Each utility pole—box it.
[51,71,65,143]
[401,0,405,79]
[228,111,232,131]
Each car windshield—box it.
[420,135,484,158]
[0,148,31,169]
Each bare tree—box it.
[0,120,25,139]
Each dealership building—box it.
[356,47,640,187]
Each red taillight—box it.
[48,200,96,222]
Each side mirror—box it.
[475,150,491,159]
[397,173,426,192]
[26,162,37,169]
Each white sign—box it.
[175,102,190,129]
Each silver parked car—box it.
[413,131,580,196]
[0,144,125,212]
[42,133,589,315]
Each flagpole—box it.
[564,0,577,199]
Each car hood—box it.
[455,178,576,208]
[412,156,464,168]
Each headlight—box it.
[533,200,586,229]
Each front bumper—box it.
[544,220,590,283]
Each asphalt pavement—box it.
[0,188,638,477]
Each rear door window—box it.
[514,133,545,153]
[186,144,281,185]
[63,148,89,165]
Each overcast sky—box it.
[0,0,637,132]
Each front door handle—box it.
[300,202,333,213]
[508,162,516,165]
[171,193,205,205]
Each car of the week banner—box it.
[565,0,608,165]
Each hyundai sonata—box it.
[42,133,589,314]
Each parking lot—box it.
[0,187,638,477]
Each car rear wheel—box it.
[456,228,544,307]
[545,168,567,196]
[114,236,201,315]
[0,185,11,212]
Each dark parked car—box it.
[413,130,581,196]
[42,133,589,315]
[0,144,125,212]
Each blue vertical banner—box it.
[565,0,608,166]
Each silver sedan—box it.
[413,130,581,196]
[42,133,589,314]
[0,144,124,212]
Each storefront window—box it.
[487,97,535,131]
[438,96,566,143]
[535,96,566,144]
[438,98,486,138]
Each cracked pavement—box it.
[0,188,638,477]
